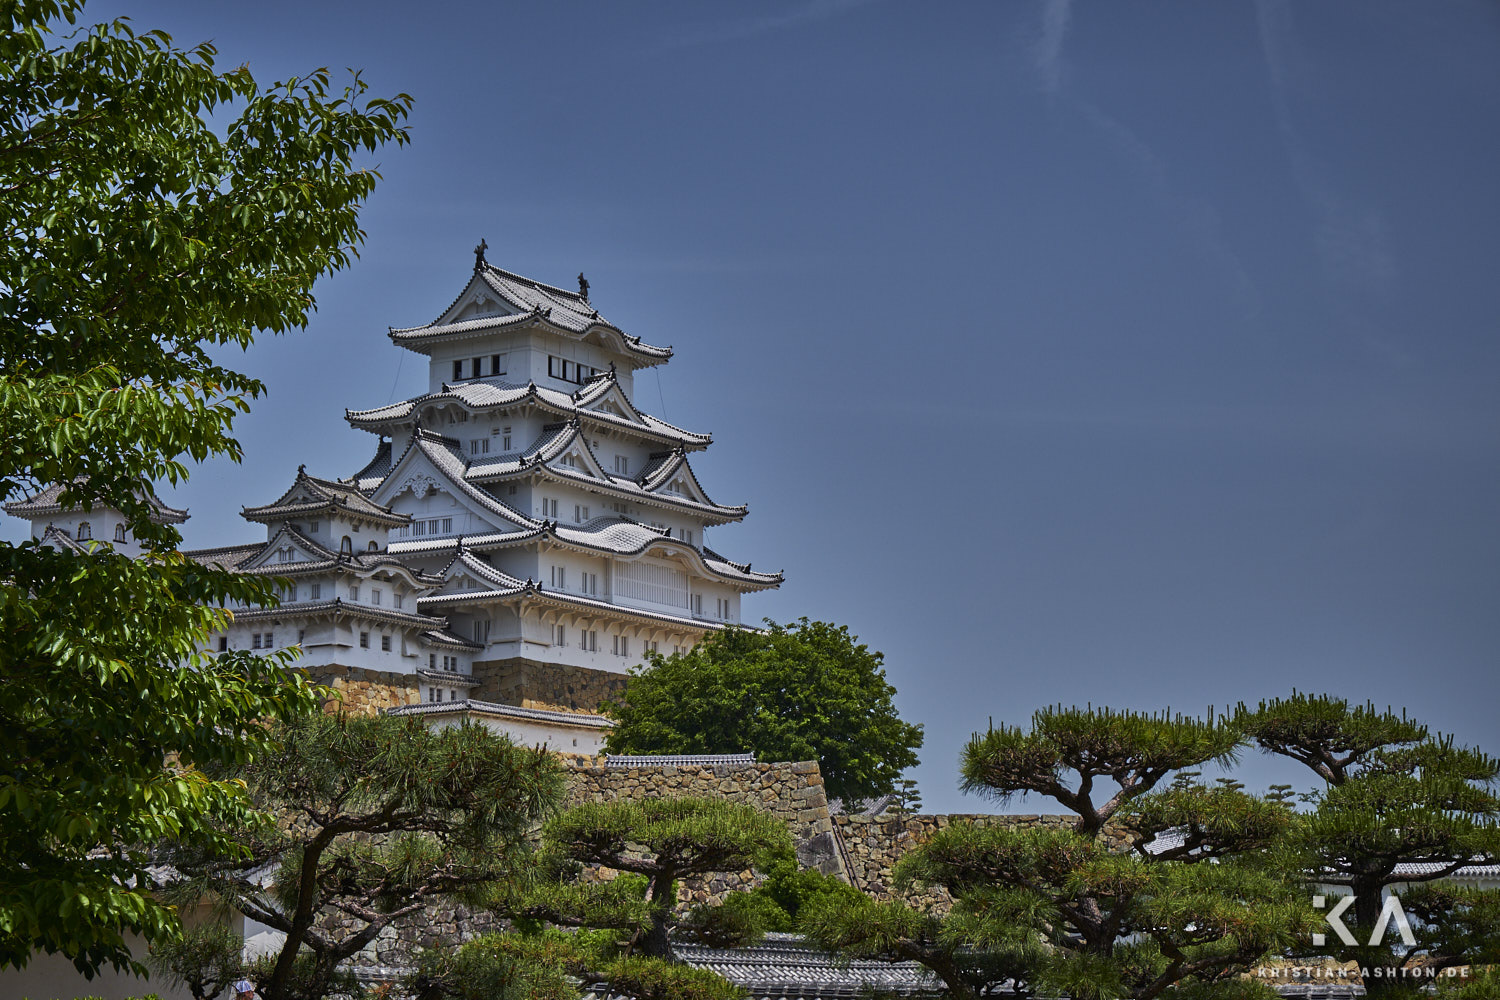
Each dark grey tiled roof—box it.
[388,263,672,363]
[668,935,943,998]
[4,480,189,523]
[347,372,711,450]
[227,598,448,631]
[348,439,393,492]
[605,753,756,769]
[242,466,408,526]
[385,698,614,729]
[1147,829,1499,880]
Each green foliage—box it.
[1236,694,1500,990]
[676,890,782,947]
[0,0,409,975]
[409,930,584,1000]
[603,619,923,802]
[1234,692,1427,785]
[890,777,923,817]
[962,705,1243,834]
[598,954,748,1000]
[146,919,244,1000]
[485,847,654,934]
[161,713,563,1000]
[542,796,793,958]
[1433,968,1500,998]
[1124,781,1296,861]
[810,706,1308,999]
[242,951,360,1000]
[800,890,1026,1000]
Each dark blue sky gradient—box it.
[12,1,1500,811]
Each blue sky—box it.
[14,1,1500,811]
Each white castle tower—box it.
[340,247,782,716]
[9,249,781,752]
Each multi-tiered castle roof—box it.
[5,250,782,751]
[339,252,781,719]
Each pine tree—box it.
[159,712,564,1000]
[420,797,788,1000]
[813,706,1311,999]
[1235,693,1500,992]
[537,797,793,959]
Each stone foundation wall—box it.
[471,656,627,713]
[305,664,422,715]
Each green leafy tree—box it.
[159,712,564,1000]
[1235,694,1500,992]
[815,707,1311,999]
[604,620,923,803]
[0,0,409,975]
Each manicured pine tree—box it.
[159,712,564,1000]
[421,797,787,1000]
[810,706,1311,999]
[1235,693,1500,992]
[539,797,792,959]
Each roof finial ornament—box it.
[577,272,590,300]
[473,238,488,273]
[297,463,306,475]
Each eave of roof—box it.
[385,698,615,730]
[387,263,672,363]
[228,598,448,630]
[346,375,711,451]
[242,466,408,526]
[4,480,189,524]
[418,580,727,632]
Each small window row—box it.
[453,355,505,381]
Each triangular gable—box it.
[430,549,526,598]
[372,433,534,534]
[542,424,609,481]
[575,379,650,428]
[241,526,336,570]
[640,452,716,507]
[432,272,524,328]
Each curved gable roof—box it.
[243,466,408,527]
[388,264,671,364]
[372,429,538,535]
[347,375,711,451]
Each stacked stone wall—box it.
[305,664,422,715]
[472,656,627,713]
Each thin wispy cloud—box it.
[1033,0,1073,95]
[1256,0,1400,339]
[1023,0,1260,316]
[651,0,878,53]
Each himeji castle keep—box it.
[5,247,783,751]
